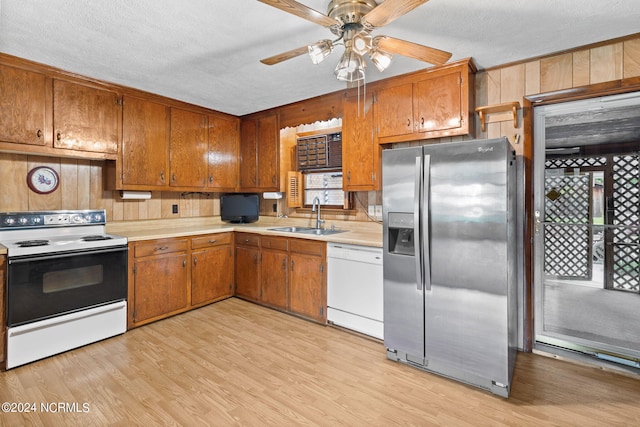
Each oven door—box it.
[7,246,128,327]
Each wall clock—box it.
[27,166,60,194]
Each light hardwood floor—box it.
[1,297,640,426]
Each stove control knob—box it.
[5,217,15,225]
[32,217,42,224]
[18,217,28,225]
[93,214,102,222]
[72,215,83,223]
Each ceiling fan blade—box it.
[260,45,310,66]
[362,0,429,28]
[258,0,338,27]
[376,36,451,65]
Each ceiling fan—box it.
[258,0,452,83]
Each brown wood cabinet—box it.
[234,233,261,301]
[375,59,476,144]
[239,113,279,191]
[121,95,169,187]
[260,236,289,310]
[342,92,379,191]
[288,239,326,323]
[129,238,190,328]
[233,232,326,323]
[208,114,239,191]
[170,108,208,188]
[0,63,49,147]
[0,59,120,159]
[129,233,236,328]
[191,233,234,307]
[52,79,121,154]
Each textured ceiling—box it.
[1,0,639,116]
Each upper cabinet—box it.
[121,95,169,188]
[375,59,476,143]
[239,113,279,192]
[208,114,239,191]
[52,79,120,154]
[0,64,48,147]
[169,108,208,188]
[0,61,121,159]
[342,92,379,191]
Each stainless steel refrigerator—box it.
[382,137,517,397]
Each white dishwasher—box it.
[327,243,383,339]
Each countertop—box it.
[107,216,383,248]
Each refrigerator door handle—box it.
[414,155,423,291]
[422,154,432,291]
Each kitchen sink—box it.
[268,226,346,236]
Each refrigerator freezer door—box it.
[424,138,514,393]
[383,146,425,360]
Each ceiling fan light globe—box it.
[335,49,365,82]
[308,40,334,64]
[370,49,392,72]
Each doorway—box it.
[533,92,640,365]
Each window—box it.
[303,171,348,209]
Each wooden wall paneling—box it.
[0,153,29,211]
[161,191,181,218]
[28,156,61,211]
[77,160,91,209]
[147,192,163,219]
[111,194,124,221]
[573,50,591,87]
[624,38,640,78]
[500,64,526,153]
[198,194,215,217]
[123,199,139,221]
[590,43,624,84]
[89,160,112,220]
[524,61,541,96]
[540,53,573,92]
[60,158,79,209]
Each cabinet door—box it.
[235,245,260,301]
[53,79,120,154]
[122,96,169,186]
[414,70,463,134]
[192,245,234,306]
[170,108,208,188]
[208,114,239,191]
[289,252,326,322]
[342,92,378,191]
[261,249,288,310]
[133,254,189,323]
[375,82,413,138]
[239,119,258,189]
[256,114,279,191]
[0,64,48,146]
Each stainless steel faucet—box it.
[311,196,325,229]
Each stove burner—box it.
[16,239,50,247]
[82,235,113,242]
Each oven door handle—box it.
[8,246,127,264]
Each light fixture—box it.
[369,48,392,72]
[308,39,334,64]
[334,47,366,82]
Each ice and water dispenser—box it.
[387,212,415,256]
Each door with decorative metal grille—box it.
[533,93,640,365]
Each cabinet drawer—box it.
[290,239,325,256]
[235,232,260,247]
[134,239,188,257]
[191,233,232,249]
[261,236,288,251]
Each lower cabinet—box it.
[234,233,327,324]
[128,232,234,328]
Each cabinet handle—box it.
[182,259,186,267]
[208,239,217,244]
[253,254,258,264]
[420,117,425,127]
[56,131,61,141]
[36,129,42,138]
[160,171,165,182]
[347,171,351,182]
[282,259,286,270]
[291,259,295,271]
[407,118,411,128]
[171,174,177,183]
[193,257,197,266]
[155,246,169,251]
[209,175,213,183]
